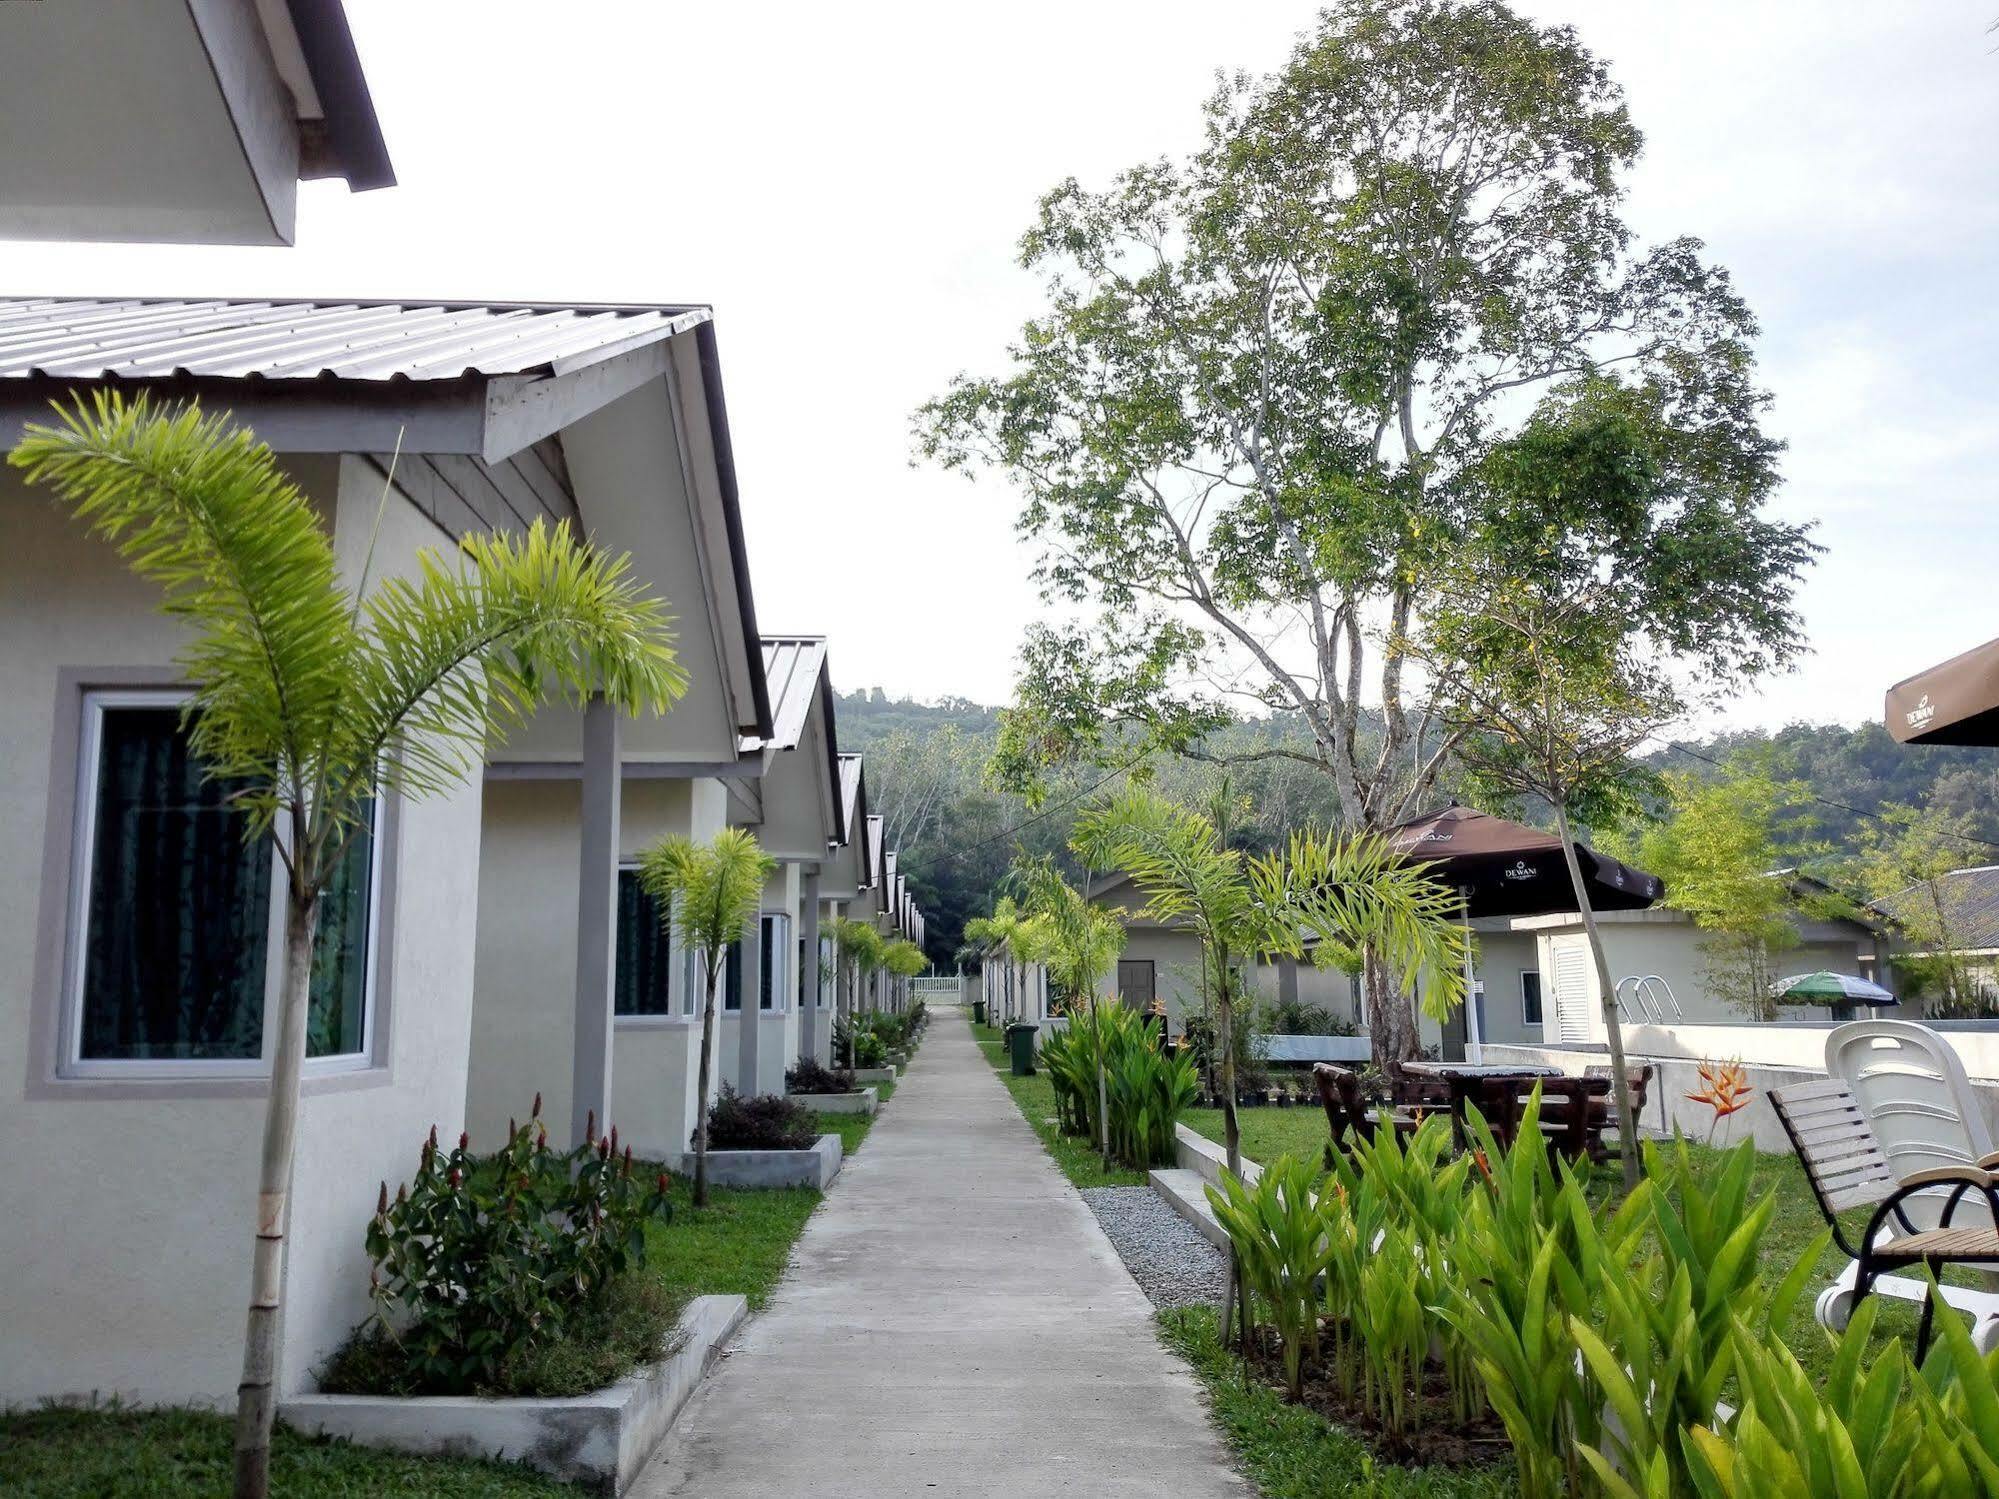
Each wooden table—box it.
[1393,1062,1610,1157]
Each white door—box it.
[1552,938,1591,1045]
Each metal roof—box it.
[753,637,828,752]
[866,817,885,889]
[836,754,866,843]
[0,296,710,382]
[1875,865,1999,951]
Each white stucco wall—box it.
[469,772,733,1161]
[0,456,483,1405]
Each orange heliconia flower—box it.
[1687,1059,1754,1121]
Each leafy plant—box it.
[1574,1139,1824,1496]
[706,1087,816,1152]
[10,395,686,1496]
[1208,1155,1335,1401]
[785,1058,855,1095]
[350,1098,671,1396]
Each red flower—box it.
[531,1091,543,1119]
[1688,1060,1754,1122]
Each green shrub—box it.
[707,1086,816,1151]
[1209,1154,1334,1400]
[1046,1001,1198,1168]
[344,1098,671,1395]
[785,1057,854,1095]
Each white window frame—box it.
[62,689,383,1080]
[612,859,686,1026]
[1520,969,1544,1030]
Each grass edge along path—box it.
[1158,1309,1515,1499]
[0,1403,577,1498]
[970,1020,1146,1188]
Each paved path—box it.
[632,1006,1245,1497]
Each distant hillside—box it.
[832,688,1999,962]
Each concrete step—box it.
[1148,1167,1228,1251]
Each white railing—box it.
[911,975,966,1006]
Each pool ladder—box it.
[1614,974,1682,1025]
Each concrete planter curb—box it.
[850,1065,898,1085]
[673,1130,843,1189]
[282,1293,748,1496]
[790,1086,877,1116]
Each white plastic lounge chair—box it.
[1825,1019,1997,1184]
[1770,1077,1999,1357]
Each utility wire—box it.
[895,754,1146,882]
[1658,740,1999,855]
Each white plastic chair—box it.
[1825,1019,1996,1180]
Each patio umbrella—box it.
[1386,804,1665,919]
[1886,634,1999,745]
[1772,971,1898,1006]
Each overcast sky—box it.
[6,2,1994,731]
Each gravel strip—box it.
[1082,1185,1228,1308]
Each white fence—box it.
[911,975,966,1006]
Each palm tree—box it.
[966,897,1046,1025]
[1071,785,1467,1339]
[828,916,885,1040]
[9,394,688,1499]
[638,828,777,1208]
[1014,857,1126,1161]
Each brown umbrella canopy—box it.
[1886,635,1999,746]
[1386,804,1665,919]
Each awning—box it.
[1386,804,1664,919]
[1886,635,1999,746]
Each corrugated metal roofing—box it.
[1875,865,1999,950]
[752,637,828,752]
[0,296,710,382]
[837,754,866,840]
[867,817,885,890]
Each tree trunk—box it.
[233,889,319,1499]
[1214,949,1243,1342]
[1365,949,1419,1075]
[1552,800,1642,1194]
[694,963,721,1208]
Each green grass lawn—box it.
[1159,1309,1513,1499]
[970,1021,1147,1187]
[810,1107,874,1157]
[645,1180,820,1312]
[0,1404,575,1498]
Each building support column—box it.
[799,868,822,1065]
[571,697,620,1148]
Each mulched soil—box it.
[1231,1325,1513,1471]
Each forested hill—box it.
[834,687,1999,964]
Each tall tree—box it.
[1013,855,1128,1161]
[11,396,687,1499]
[916,0,1808,1064]
[1854,803,1994,1017]
[639,828,778,1207]
[1611,765,1826,1019]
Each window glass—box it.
[307,804,376,1057]
[614,869,673,1016]
[77,702,377,1065]
[724,937,743,1012]
[1521,971,1544,1027]
[758,914,784,1011]
[79,707,271,1061]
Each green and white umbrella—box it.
[1771,971,1898,1006]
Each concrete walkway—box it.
[632,1006,1245,1497]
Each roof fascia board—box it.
[189,0,301,245]
[0,375,486,453]
[282,0,395,189]
[694,322,772,737]
[664,335,770,740]
[479,313,711,463]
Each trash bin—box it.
[1006,1021,1038,1076]
[972,998,987,1026]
